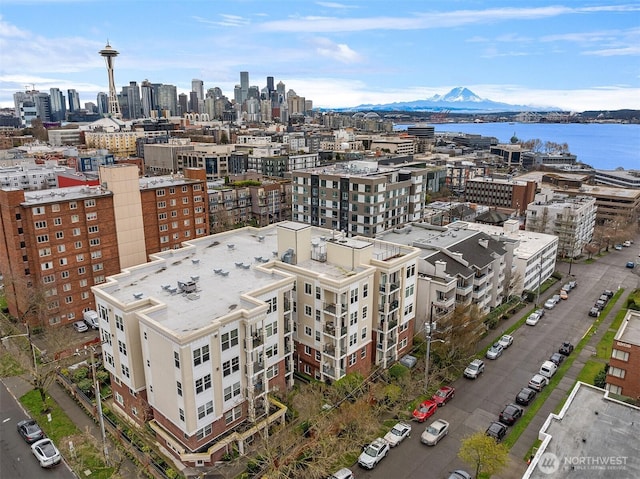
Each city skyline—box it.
[1,0,639,112]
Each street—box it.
[0,380,74,479]
[358,249,640,479]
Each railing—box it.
[323,302,347,316]
[253,361,264,373]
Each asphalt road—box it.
[0,380,74,479]
[357,248,640,479]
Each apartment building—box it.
[143,139,195,175]
[91,222,421,466]
[292,160,428,237]
[445,161,488,194]
[84,130,146,156]
[464,178,537,213]
[606,310,640,400]
[525,191,596,258]
[0,164,209,327]
[0,163,74,190]
[370,137,415,156]
[177,144,245,181]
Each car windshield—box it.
[391,426,402,435]
[364,445,378,457]
[435,389,447,397]
[426,425,439,434]
[25,424,40,433]
[419,404,429,412]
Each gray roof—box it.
[525,382,640,479]
[446,232,506,269]
[422,251,472,279]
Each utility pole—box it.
[88,346,109,465]
[425,302,445,392]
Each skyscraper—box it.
[97,92,108,115]
[99,42,122,118]
[140,79,154,118]
[191,79,204,101]
[67,89,81,112]
[240,71,249,103]
[157,84,178,116]
[178,93,188,116]
[189,91,199,113]
[49,87,67,122]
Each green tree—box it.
[458,432,509,478]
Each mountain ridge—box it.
[325,87,561,113]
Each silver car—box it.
[486,342,504,360]
[358,438,389,469]
[383,421,411,447]
[31,438,61,468]
[420,419,450,445]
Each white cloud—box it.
[313,38,361,63]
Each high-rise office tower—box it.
[191,79,204,101]
[33,92,52,122]
[99,42,122,118]
[49,88,67,122]
[122,81,141,119]
[247,85,260,100]
[157,84,178,116]
[276,81,286,104]
[234,85,242,104]
[266,76,274,96]
[240,71,249,103]
[178,93,188,116]
[67,89,81,112]
[189,91,199,113]
[97,92,108,115]
[140,79,154,118]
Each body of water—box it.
[397,122,640,171]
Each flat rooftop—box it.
[526,382,640,479]
[22,185,111,205]
[615,310,640,346]
[97,222,399,336]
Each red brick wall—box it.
[607,340,640,399]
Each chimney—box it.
[434,260,447,277]
[478,238,489,248]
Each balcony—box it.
[379,282,400,293]
[378,300,399,313]
[253,361,264,373]
[245,335,263,349]
[456,283,473,295]
[323,302,347,317]
[432,296,455,310]
[253,381,264,393]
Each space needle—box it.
[99,42,122,119]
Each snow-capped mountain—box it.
[332,87,559,113]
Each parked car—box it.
[31,438,61,468]
[72,321,88,333]
[561,283,572,292]
[83,310,99,329]
[383,421,411,447]
[552,294,561,303]
[486,342,504,360]
[568,279,577,289]
[594,300,606,311]
[448,471,472,479]
[603,289,614,298]
[623,240,632,247]
[526,311,541,326]
[17,419,44,444]
[589,307,601,317]
[499,403,524,426]
[559,342,574,356]
[328,468,354,479]
[485,421,508,442]
[358,438,390,469]
[544,298,557,310]
[627,261,635,269]
[539,360,558,378]
[412,400,438,422]
[614,244,623,250]
[599,294,610,304]
[528,374,549,391]
[421,419,450,445]
[432,386,455,406]
[463,359,485,379]
[549,352,565,366]
[559,290,568,300]
[536,308,546,317]
[498,334,513,349]
[515,387,537,406]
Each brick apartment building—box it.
[464,177,538,214]
[0,164,209,328]
[606,310,640,400]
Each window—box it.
[53,217,62,225]
[361,347,366,359]
[174,351,180,368]
[224,381,241,401]
[34,220,47,229]
[69,201,77,209]
[193,345,210,366]
[195,374,212,393]
[265,321,278,337]
[121,365,130,378]
[196,424,213,440]
[88,225,99,233]
[42,274,55,284]
[405,284,414,297]
[363,283,368,298]
[115,315,124,331]
[61,270,70,278]
[179,408,185,422]
[158,212,167,220]
[41,261,53,271]
[361,327,367,339]
[51,204,60,212]
[315,286,321,300]
[400,337,408,349]
[221,329,239,350]
[266,364,279,379]
[39,247,51,257]
[222,357,239,377]
[197,401,214,419]
[304,326,312,337]
[350,288,358,304]
[156,189,165,197]
[406,264,415,277]
[611,349,629,361]
[76,254,84,262]
[72,228,81,236]
[85,199,96,207]
[304,283,312,295]
[32,206,45,215]
[59,258,68,266]
[362,306,368,319]
[349,353,356,366]
[118,340,127,356]
[224,405,242,424]
[608,366,626,378]
[304,345,311,355]
[55,231,64,239]
[157,201,166,208]
[350,311,357,325]
[176,382,182,396]
[91,251,102,259]
[37,235,49,243]
[89,238,100,246]
[608,384,622,395]
[266,297,277,314]
[349,333,357,346]
[86,212,97,221]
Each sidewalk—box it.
[1,374,138,478]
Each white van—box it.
[539,360,558,378]
[83,310,99,329]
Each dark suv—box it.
[486,422,507,442]
[559,342,574,356]
[515,387,537,406]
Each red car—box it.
[432,386,455,406]
[412,400,438,422]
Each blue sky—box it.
[1,0,639,112]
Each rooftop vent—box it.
[167,287,178,294]
[191,259,200,264]
[190,275,199,282]
[161,284,171,290]
[214,268,223,274]
[178,280,197,293]
[227,244,235,249]
[220,271,229,277]
[258,235,265,242]
[241,264,251,269]
[235,262,244,268]
[133,292,144,299]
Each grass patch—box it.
[20,389,115,479]
[0,351,25,377]
[575,359,605,384]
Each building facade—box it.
[606,310,640,400]
[464,178,537,213]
